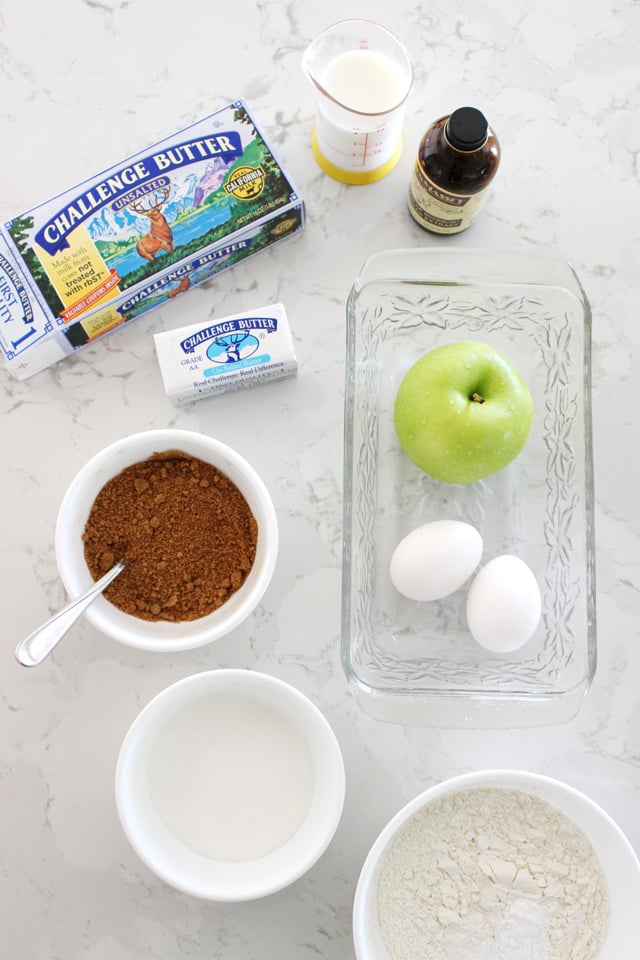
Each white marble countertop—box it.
[2,0,640,956]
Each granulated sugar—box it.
[147,694,314,861]
[376,786,609,960]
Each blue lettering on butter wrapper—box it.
[180,316,279,355]
[203,353,271,377]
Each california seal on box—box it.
[0,100,304,379]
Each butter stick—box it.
[154,302,297,405]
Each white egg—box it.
[466,554,542,652]
[389,520,483,602]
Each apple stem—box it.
[470,392,485,404]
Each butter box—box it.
[0,100,304,379]
[154,303,297,405]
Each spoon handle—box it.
[15,560,126,668]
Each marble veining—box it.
[1,0,640,957]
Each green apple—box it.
[393,340,533,484]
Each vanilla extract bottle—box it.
[408,106,500,234]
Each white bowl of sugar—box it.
[353,769,640,960]
[115,669,345,901]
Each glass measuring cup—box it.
[302,20,413,185]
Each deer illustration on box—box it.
[129,186,174,262]
[0,101,305,379]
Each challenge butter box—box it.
[0,100,304,379]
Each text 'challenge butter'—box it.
[0,101,304,379]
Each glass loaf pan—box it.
[341,248,595,728]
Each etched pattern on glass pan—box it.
[341,249,595,727]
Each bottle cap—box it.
[446,107,489,151]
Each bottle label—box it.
[408,161,488,234]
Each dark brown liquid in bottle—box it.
[418,115,500,196]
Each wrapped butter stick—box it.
[154,302,297,405]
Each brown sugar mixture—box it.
[82,450,258,622]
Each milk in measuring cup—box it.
[315,49,407,176]
[322,49,405,113]
[303,20,412,183]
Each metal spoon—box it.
[15,560,125,668]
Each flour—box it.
[376,787,609,960]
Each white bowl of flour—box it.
[353,770,640,960]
